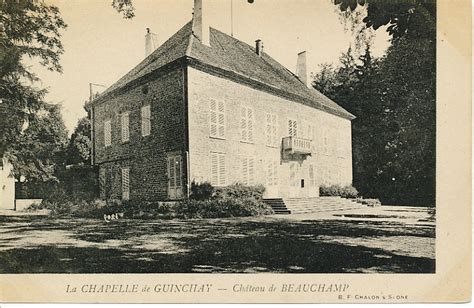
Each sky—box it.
[31,0,390,133]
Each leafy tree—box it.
[7,103,68,183]
[67,116,91,165]
[333,0,436,40]
[112,0,135,19]
[0,0,67,160]
[315,0,436,205]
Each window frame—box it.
[104,119,112,147]
[209,99,226,139]
[287,118,298,138]
[121,167,130,201]
[141,105,151,137]
[240,106,255,143]
[265,112,279,147]
[210,152,226,186]
[121,111,130,143]
[240,156,256,185]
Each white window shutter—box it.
[121,168,130,200]
[247,108,253,142]
[141,105,151,137]
[121,112,129,143]
[218,112,225,137]
[240,107,247,141]
[218,153,226,186]
[210,100,225,138]
[211,153,218,185]
[248,157,255,185]
[104,120,111,147]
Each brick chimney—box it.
[192,0,210,46]
[296,51,310,88]
[145,28,157,57]
[255,39,263,56]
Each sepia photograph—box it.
[0,0,438,277]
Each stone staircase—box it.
[264,196,363,215]
[263,198,291,214]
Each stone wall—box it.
[92,66,187,201]
[187,67,353,199]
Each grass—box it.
[0,213,435,273]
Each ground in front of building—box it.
[0,206,435,273]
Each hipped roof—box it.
[96,21,355,120]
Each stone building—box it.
[87,0,355,204]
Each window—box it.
[121,112,130,143]
[288,119,298,137]
[267,160,278,186]
[323,128,329,155]
[210,99,225,138]
[240,106,254,142]
[104,120,111,147]
[141,105,151,136]
[121,167,130,200]
[265,113,278,147]
[240,156,255,185]
[210,152,226,186]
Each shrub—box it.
[190,181,215,200]
[174,197,273,219]
[319,184,358,198]
[121,200,174,219]
[339,185,358,199]
[214,183,265,200]
[356,198,381,207]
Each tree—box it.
[0,0,67,159]
[112,0,135,19]
[314,1,436,205]
[7,103,68,183]
[333,0,436,40]
[67,116,91,165]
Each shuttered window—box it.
[240,106,254,142]
[167,154,183,199]
[267,160,278,186]
[121,167,130,200]
[265,113,278,147]
[141,105,151,137]
[210,99,225,138]
[104,120,111,147]
[121,112,130,143]
[323,128,329,155]
[240,156,255,185]
[210,152,226,186]
[288,119,298,137]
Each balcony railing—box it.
[282,136,312,155]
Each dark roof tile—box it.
[98,20,354,119]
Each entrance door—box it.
[288,162,313,198]
[288,162,299,198]
[167,154,183,199]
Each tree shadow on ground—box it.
[0,216,435,273]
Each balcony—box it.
[282,136,312,155]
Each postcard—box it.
[0,0,470,303]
